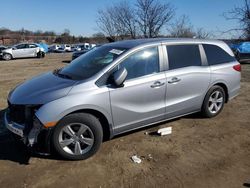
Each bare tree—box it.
[96,0,174,39]
[224,0,250,39]
[96,8,118,41]
[115,1,137,38]
[169,15,195,38]
[135,0,174,38]
[195,28,212,39]
[96,1,137,40]
[169,15,212,39]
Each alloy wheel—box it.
[58,123,94,155]
[208,90,224,114]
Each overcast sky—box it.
[0,0,243,38]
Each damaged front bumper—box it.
[4,111,43,146]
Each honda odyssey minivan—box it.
[4,38,241,160]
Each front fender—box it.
[35,88,113,129]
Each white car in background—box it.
[1,43,45,60]
[61,44,71,52]
[49,44,61,52]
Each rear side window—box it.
[167,45,201,70]
[29,44,37,48]
[203,44,235,65]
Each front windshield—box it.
[59,45,127,80]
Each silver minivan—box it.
[4,38,241,160]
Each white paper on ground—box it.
[157,127,172,136]
[131,155,142,164]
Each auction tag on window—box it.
[109,49,124,55]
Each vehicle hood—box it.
[8,72,77,105]
[2,48,12,53]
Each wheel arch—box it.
[3,52,13,60]
[212,82,229,103]
[63,108,113,141]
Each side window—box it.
[29,44,37,48]
[119,47,159,80]
[15,44,26,49]
[167,45,202,70]
[203,44,235,65]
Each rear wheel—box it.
[201,85,225,118]
[3,53,12,61]
[52,113,103,160]
[37,51,45,58]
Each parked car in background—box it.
[39,43,49,53]
[1,43,45,60]
[61,44,71,52]
[48,44,61,52]
[5,38,241,160]
[234,42,250,62]
[72,49,89,60]
[0,45,7,59]
[71,45,100,60]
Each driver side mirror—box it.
[12,47,17,50]
[110,67,128,87]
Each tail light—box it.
[233,64,241,72]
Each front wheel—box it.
[52,113,103,160]
[2,53,12,61]
[201,85,225,118]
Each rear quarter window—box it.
[166,45,202,70]
[203,44,235,65]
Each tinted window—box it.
[15,44,26,49]
[29,44,37,48]
[203,44,235,65]
[167,45,201,70]
[119,47,159,80]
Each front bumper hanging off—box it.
[4,112,43,146]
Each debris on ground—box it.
[157,127,172,136]
[131,155,142,164]
[148,154,153,159]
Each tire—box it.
[37,51,42,58]
[3,53,12,61]
[41,52,45,58]
[201,85,226,118]
[52,113,103,160]
[37,51,45,58]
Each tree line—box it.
[96,0,213,41]
[97,0,250,41]
[0,28,107,45]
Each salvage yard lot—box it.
[0,53,250,188]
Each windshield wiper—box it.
[53,69,73,79]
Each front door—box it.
[12,44,26,58]
[109,46,167,134]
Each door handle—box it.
[168,77,181,84]
[151,81,165,88]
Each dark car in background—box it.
[72,49,90,60]
[71,45,101,60]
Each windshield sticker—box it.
[109,49,124,55]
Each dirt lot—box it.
[0,53,249,188]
